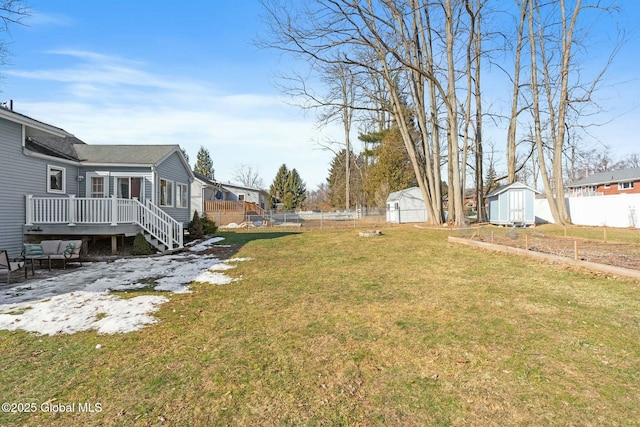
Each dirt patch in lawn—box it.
[468,229,640,271]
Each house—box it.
[566,168,640,197]
[386,187,428,223]
[0,106,193,259]
[486,182,539,226]
[191,175,270,225]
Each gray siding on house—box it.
[78,166,153,200]
[221,184,268,209]
[0,118,79,258]
[155,151,191,225]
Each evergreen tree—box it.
[269,164,306,210]
[327,149,367,208]
[270,164,289,206]
[364,127,416,207]
[193,146,215,180]
[286,168,306,210]
[485,163,500,194]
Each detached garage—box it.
[487,182,539,226]
[386,187,428,223]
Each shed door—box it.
[510,190,525,224]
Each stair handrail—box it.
[134,200,183,249]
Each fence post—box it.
[25,195,33,225]
[68,195,76,226]
[320,211,323,230]
[110,194,118,226]
[574,240,578,260]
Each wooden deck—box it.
[203,200,268,225]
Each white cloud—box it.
[26,11,75,27]
[8,50,338,188]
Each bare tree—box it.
[506,0,529,184]
[625,153,640,169]
[525,0,611,225]
[233,164,264,189]
[316,63,358,209]
[259,0,455,224]
[259,0,619,226]
[0,0,29,73]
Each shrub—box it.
[189,211,204,239]
[132,232,154,255]
[200,216,218,235]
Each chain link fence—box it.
[211,207,389,230]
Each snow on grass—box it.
[187,237,226,251]
[0,238,249,336]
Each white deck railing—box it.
[25,195,183,249]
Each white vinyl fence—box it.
[535,193,640,228]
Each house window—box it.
[176,183,188,208]
[604,183,611,189]
[160,179,174,206]
[238,194,245,201]
[117,177,143,199]
[91,177,105,198]
[619,181,634,190]
[47,165,66,193]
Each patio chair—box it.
[0,250,25,285]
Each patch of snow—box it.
[0,291,168,335]
[0,237,252,336]
[188,237,226,251]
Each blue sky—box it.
[2,0,340,190]
[2,1,639,192]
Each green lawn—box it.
[1,226,639,426]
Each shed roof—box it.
[567,168,640,188]
[486,181,539,198]
[387,186,422,202]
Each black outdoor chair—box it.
[0,250,25,285]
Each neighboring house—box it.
[487,182,539,226]
[220,181,270,209]
[0,107,193,258]
[191,175,270,225]
[386,187,428,223]
[566,168,640,197]
[191,173,229,220]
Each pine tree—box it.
[485,163,499,194]
[286,168,306,210]
[326,149,366,208]
[193,146,215,180]
[364,127,415,207]
[327,149,348,208]
[269,164,289,206]
[269,164,306,210]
